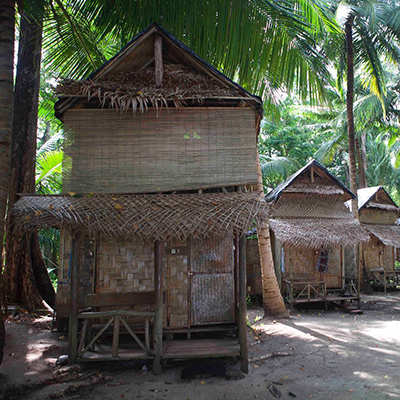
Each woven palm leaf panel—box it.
[62,108,258,194]
[190,235,235,325]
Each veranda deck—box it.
[284,277,360,311]
[78,338,240,362]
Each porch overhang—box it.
[268,218,370,249]
[362,224,400,247]
[12,192,267,241]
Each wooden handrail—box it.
[77,310,154,359]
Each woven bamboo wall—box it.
[97,239,154,293]
[283,245,342,288]
[362,235,395,272]
[57,233,236,328]
[63,108,258,194]
[359,208,398,225]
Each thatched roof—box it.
[12,192,267,242]
[55,23,262,118]
[265,159,354,203]
[357,186,399,211]
[362,224,400,247]
[269,218,369,249]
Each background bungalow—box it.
[355,186,400,291]
[247,160,369,310]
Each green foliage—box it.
[38,228,60,290]
[40,0,339,114]
[259,98,339,188]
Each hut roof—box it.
[55,22,262,119]
[265,160,368,248]
[265,159,354,203]
[12,192,267,242]
[362,224,400,247]
[357,186,399,211]
[269,218,369,249]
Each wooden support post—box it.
[238,235,248,374]
[234,235,239,324]
[68,233,81,364]
[153,240,163,374]
[154,35,163,86]
[112,316,120,358]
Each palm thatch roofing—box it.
[265,159,354,203]
[269,219,368,249]
[266,160,369,249]
[12,192,267,242]
[362,224,400,247]
[55,22,263,119]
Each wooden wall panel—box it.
[246,239,262,295]
[63,108,258,194]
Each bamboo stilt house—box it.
[264,160,369,309]
[353,187,400,291]
[12,23,266,373]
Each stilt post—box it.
[239,234,248,373]
[68,232,81,364]
[153,240,163,374]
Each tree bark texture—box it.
[256,151,288,318]
[0,0,15,276]
[345,16,359,217]
[355,137,367,189]
[4,7,55,310]
[0,0,15,364]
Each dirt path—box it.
[1,293,400,399]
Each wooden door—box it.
[166,240,189,329]
[189,236,235,325]
[384,245,395,272]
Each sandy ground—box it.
[1,293,400,400]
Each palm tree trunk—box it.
[257,151,288,318]
[4,6,55,311]
[345,16,359,217]
[355,136,367,189]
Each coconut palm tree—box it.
[331,0,400,214]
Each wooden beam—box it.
[238,235,249,374]
[153,240,163,374]
[154,35,163,86]
[68,233,81,364]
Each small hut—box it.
[356,186,400,291]
[264,160,369,310]
[12,23,266,373]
